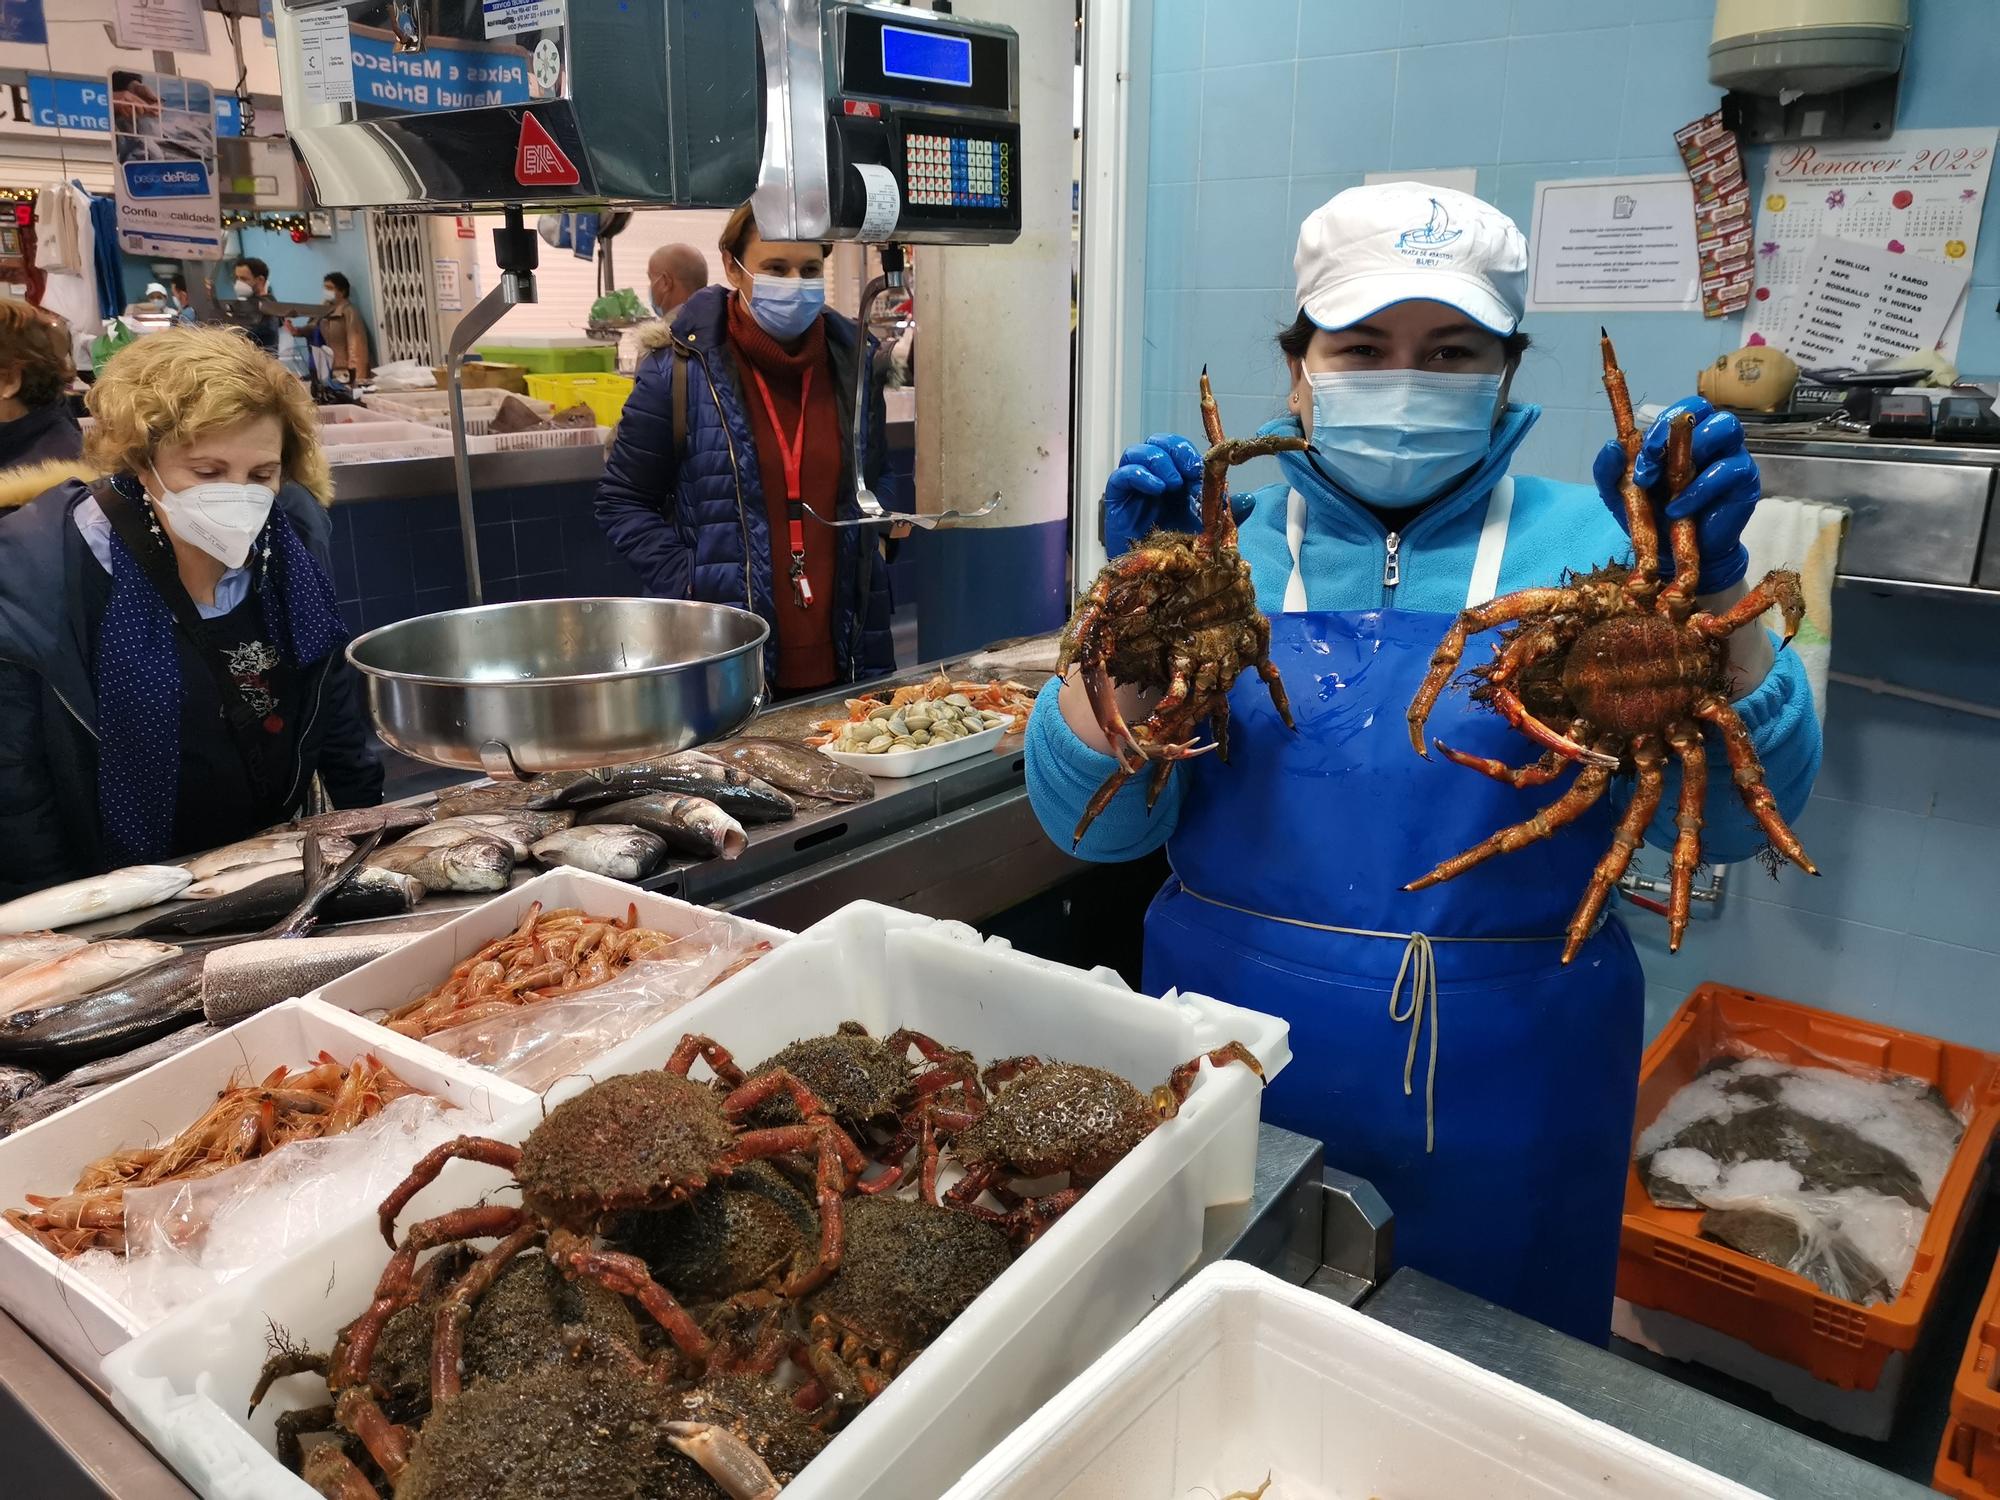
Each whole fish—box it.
[433,781,539,819]
[0,835,380,1068]
[394,811,573,862]
[582,795,747,861]
[530,825,669,881]
[367,834,514,893]
[0,865,193,935]
[182,859,304,901]
[49,1023,216,1091]
[121,863,422,939]
[0,933,88,979]
[183,833,354,882]
[0,1065,41,1108]
[0,940,183,1017]
[0,1082,93,1137]
[707,736,877,804]
[285,805,432,840]
[531,756,796,825]
[201,930,421,1025]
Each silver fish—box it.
[0,940,184,1017]
[433,780,540,819]
[286,805,432,840]
[182,859,304,901]
[533,757,796,825]
[368,834,514,893]
[49,1023,216,1091]
[581,795,747,861]
[201,930,421,1025]
[0,1081,93,1137]
[707,737,877,804]
[530,825,669,881]
[183,833,354,882]
[0,1065,40,1108]
[395,812,573,862]
[0,933,88,979]
[0,865,193,935]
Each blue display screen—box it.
[881,24,972,87]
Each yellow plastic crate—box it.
[525,372,635,427]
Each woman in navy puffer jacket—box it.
[595,205,893,695]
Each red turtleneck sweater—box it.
[725,296,842,692]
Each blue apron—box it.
[1143,604,1645,1344]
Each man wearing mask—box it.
[596,201,893,697]
[646,243,707,319]
[1024,184,1822,1345]
[231,257,280,352]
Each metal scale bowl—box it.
[347,598,768,779]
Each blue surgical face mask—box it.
[1307,369,1505,506]
[744,273,826,340]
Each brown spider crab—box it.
[927,1043,1265,1243]
[1059,369,1307,842]
[1405,333,1816,961]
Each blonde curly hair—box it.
[84,326,331,505]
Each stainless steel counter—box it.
[329,442,607,504]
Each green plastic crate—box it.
[472,342,618,374]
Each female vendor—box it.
[1026,184,1821,1342]
[0,326,381,900]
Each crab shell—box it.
[803,1194,1015,1354]
[744,1022,914,1132]
[607,1160,819,1302]
[516,1071,739,1228]
[954,1063,1159,1180]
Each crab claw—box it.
[664,1421,784,1500]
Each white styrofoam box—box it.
[103,900,1288,1500]
[305,867,789,1039]
[0,999,532,1380]
[465,423,611,454]
[947,1262,1766,1500]
[317,420,449,447]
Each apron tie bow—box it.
[1389,931,1440,1152]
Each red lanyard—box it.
[746,363,814,609]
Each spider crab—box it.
[1404,332,1816,961]
[1059,369,1308,842]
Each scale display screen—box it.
[881,24,971,87]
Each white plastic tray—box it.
[103,900,1289,1500]
[946,1261,1766,1500]
[819,714,1012,778]
[0,1000,531,1379]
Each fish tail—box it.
[271,830,382,939]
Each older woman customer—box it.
[0,299,80,471]
[0,326,380,899]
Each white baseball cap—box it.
[1294,182,1528,336]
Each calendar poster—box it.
[1743,127,1995,361]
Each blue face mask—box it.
[1308,369,1504,506]
[744,273,826,340]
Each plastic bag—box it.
[72,1094,463,1327]
[409,919,771,1091]
[1637,1056,1965,1304]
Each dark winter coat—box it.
[0,461,382,898]
[594,286,894,688]
[0,402,82,472]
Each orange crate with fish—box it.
[1615,984,2000,1438]
[1934,1253,2000,1498]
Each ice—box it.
[1828,1189,1924,1295]
[1647,1147,1720,1193]
[72,1095,463,1327]
[1710,1158,1803,1199]
[1776,1067,1961,1199]
[1634,1068,1759,1158]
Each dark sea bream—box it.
[532,754,796,824]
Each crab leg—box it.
[303,1434,387,1500]
[1601,330,1661,601]
[1250,613,1294,730]
[1437,716,1589,789]
[1161,1042,1265,1116]
[376,1135,522,1247]
[1663,720,1707,952]
[343,1203,528,1389]
[332,1385,411,1485]
[1429,624,1562,769]
[665,1421,785,1500]
[718,1119,866,1296]
[1406,590,1597,760]
[1488,683,1619,768]
[1692,568,1806,645]
[1658,410,1702,621]
[1405,758,1615,892]
[1563,735,1667,963]
[549,1232,713,1365]
[431,1223,542,1402]
[1692,693,1818,874]
[667,1033,746,1086]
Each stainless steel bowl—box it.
[347,598,768,777]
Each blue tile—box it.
[1928,715,2000,831]
[1142,289,1195,392]
[477,523,516,580]
[508,488,560,524]
[1139,388,1183,440]
[353,541,414,599]
[1905,817,2000,952]
[1633,895,1903,1016]
[1296,1,1399,56]
[1644,980,1690,1041]
[1290,52,1396,175]
[1511,0,1634,33]
[1203,0,1298,68]
[1192,177,1295,289]
[1199,62,1295,182]
[1191,286,1295,398]
[1581,317,1730,411]
[1401,0,1506,45]
[1500,29,1627,164]
[1287,172,1365,241]
[513,517,563,573]
[338,599,366,636]
[1390,41,1506,170]
[1891,939,2000,1052]
[1146,184,1196,291]
[1616,24,1715,160]
[1151,0,1206,73]
[329,527,359,599]
[1897,0,1992,130]
[1485,160,1614,246]
[1811,685,1946,816]
[1148,72,1203,186]
[1750,796,1928,931]
[1830,592,2000,706]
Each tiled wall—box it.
[1139,0,2000,1046]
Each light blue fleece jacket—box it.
[1027,404,1822,864]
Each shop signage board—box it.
[112,0,209,54]
[0,0,46,46]
[1526,173,1702,314]
[293,13,531,114]
[110,70,224,260]
[0,72,242,138]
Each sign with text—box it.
[0,0,46,45]
[350,27,531,113]
[112,0,208,54]
[1527,174,1700,314]
[111,71,223,259]
[0,73,242,138]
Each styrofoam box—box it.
[103,900,1289,1500]
[946,1261,1766,1500]
[0,999,533,1381]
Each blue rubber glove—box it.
[1592,395,1758,593]
[1102,433,1204,559]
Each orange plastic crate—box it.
[1935,1252,2000,1497]
[1620,984,2000,1394]
[1937,1417,2000,1499]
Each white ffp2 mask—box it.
[148,467,276,569]
[1308,369,1504,506]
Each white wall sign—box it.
[294,8,355,107]
[112,0,209,54]
[1527,174,1700,314]
[110,70,223,260]
[435,257,462,312]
